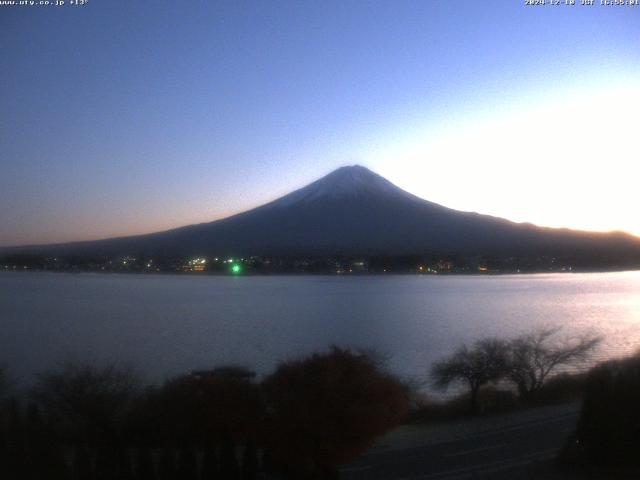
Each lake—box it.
[2,271,640,389]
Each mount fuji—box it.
[5,165,640,262]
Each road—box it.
[340,404,580,480]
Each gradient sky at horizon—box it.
[1,0,639,246]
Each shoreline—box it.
[3,268,640,277]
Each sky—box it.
[1,0,639,247]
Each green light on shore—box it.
[231,264,241,274]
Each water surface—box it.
[2,271,639,386]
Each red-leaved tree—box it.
[262,347,408,478]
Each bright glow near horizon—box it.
[374,80,640,236]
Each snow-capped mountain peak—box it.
[271,165,414,207]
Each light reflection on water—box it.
[1,271,639,388]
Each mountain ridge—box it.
[2,165,640,265]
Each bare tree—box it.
[506,327,600,401]
[31,362,140,443]
[430,338,508,414]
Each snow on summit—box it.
[272,165,415,207]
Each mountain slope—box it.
[4,165,640,261]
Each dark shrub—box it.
[72,446,93,480]
[534,372,586,404]
[575,354,640,466]
[158,447,176,480]
[135,446,156,480]
[128,368,262,448]
[201,444,219,479]
[241,441,258,480]
[176,445,198,480]
[219,431,239,480]
[262,347,408,477]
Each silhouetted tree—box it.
[116,445,134,480]
[93,444,133,480]
[158,447,177,480]
[0,417,8,479]
[95,446,117,480]
[260,447,275,476]
[431,338,508,414]
[6,399,27,480]
[0,366,10,400]
[25,403,64,480]
[73,445,94,480]
[201,444,219,479]
[32,362,140,445]
[177,445,198,480]
[506,328,600,401]
[219,431,239,480]
[142,368,262,448]
[125,386,162,446]
[240,441,258,480]
[135,446,156,480]
[262,347,408,478]
[573,353,640,466]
